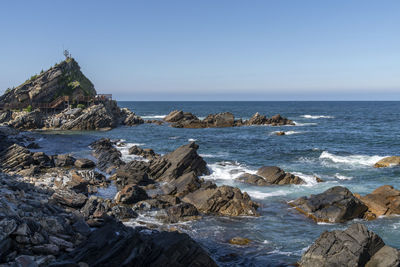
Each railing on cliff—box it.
[0,94,112,111]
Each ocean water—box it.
[31,101,400,266]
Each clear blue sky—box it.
[0,0,399,100]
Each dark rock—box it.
[276,131,285,136]
[161,171,202,197]
[161,202,200,223]
[8,110,45,130]
[0,144,34,173]
[289,186,368,223]
[374,156,400,168]
[246,113,294,126]
[27,142,40,149]
[120,108,144,126]
[72,220,91,237]
[128,145,159,160]
[54,154,76,167]
[256,166,304,185]
[90,138,124,173]
[229,237,251,246]
[203,112,235,127]
[183,185,259,216]
[148,142,209,182]
[33,152,53,168]
[300,223,385,267]
[74,158,95,169]
[115,185,149,205]
[114,160,153,189]
[55,220,217,266]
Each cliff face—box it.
[0,58,97,106]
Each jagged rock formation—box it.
[299,223,399,267]
[163,110,294,128]
[0,58,96,107]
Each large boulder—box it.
[148,142,209,182]
[289,186,368,223]
[355,185,400,220]
[299,224,386,267]
[247,112,267,125]
[161,171,202,197]
[246,113,294,126]
[164,110,185,122]
[237,166,304,185]
[120,108,144,126]
[74,158,95,168]
[0,144,34,173]
[55,220,218,266]
[128,145,160,160]
[51,189,88,208]
[114,185,149,205]
[53,154,76,167]
[183,185,259,216]
[374,156,400,168]
[365,245,400,267]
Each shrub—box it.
[25,105,32,112]
[77,104,85,109]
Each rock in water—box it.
[374,156,400,168]
[356,185,400,220]
[183,185,259,216]
[299,224,387,267]
[114,185,149,205]
[74,158,95,168]
[365,245,400,267]
[289,186,368,223]
[229,237,251,246]
[237,166,304,185]
[56,220,218,266]
[148,142,209,182]
[90,138,124,173]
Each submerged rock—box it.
[229,237,251,246]
[289,186,368,223]
[299,223,389,267]
[374,156,400,168]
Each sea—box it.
[29,101,400,266]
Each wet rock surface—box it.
[374,156,400,168]
[299,223,397,267]
[289,186,368,223]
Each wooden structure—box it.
[0,94,113,111]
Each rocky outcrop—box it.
[162,171,202,198]
[183,185,259,216]
[90,138,124,173]
[7,110,45,130]
[374,156,400,168]
[289,186,368,223]
[0,58,96,107]
[163,110,294,128]
[148,142,209,182]
[114,160,153,189]
[114,184,149,205]
[355,185,400,220]
[237,166,304,186]
[129,145,160,160]
[120,108,144,126]
[55,219,218,266]
[299,223,397,267]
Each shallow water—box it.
[31,101,400,266]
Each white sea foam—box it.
[320,151,386,167]
[293,121,318,126]
[202,161,256,181]
[140,115,167,119]
[334,173,353,180]
[199,152,229,159]
[169,136,180,140]
[247,190,289,199]
[115,142,148,163]
[301,114,335,119]
[188,138,197,142]
[270,131,302,136]
[291,171,320,186]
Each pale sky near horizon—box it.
[0,0,399,100]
